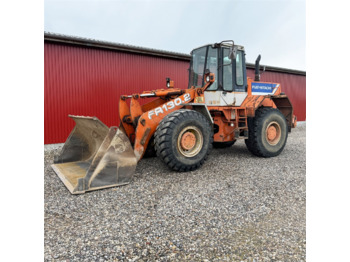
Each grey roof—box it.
[44,32,305,76]
[44,32,190,61]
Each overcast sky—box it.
[44,0,305,70]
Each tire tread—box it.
[155,109,213,171]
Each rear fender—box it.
[133,90,195,161]
[271,95,296,131]
[243,95,296,131]
[241,95,275,117]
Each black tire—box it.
[143,135,156,158]
[213,140,236,148]
[154,109,213,172]
[245,107,288,157]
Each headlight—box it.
[166,77,170,88]
[166,77,174,88]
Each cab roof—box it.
[191,42,245,54]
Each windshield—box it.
[188,46,218,89]
[188,47,206,88]
[205,46,218,91]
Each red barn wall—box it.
[44,41,306,144]
[44,43,189,144]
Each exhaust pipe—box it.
[254,54,261,81]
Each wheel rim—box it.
[265,121,281,145]
[177,126,203,157]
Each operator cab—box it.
[188,41,247,106]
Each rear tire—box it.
[154,109,213,171]
[245,107,288,157]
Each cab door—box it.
[221,48,247,106]
[204,47,247,106]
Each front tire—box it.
[245,107,288,157]
[154,109,213,171]
[143,135,156,158]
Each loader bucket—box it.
[51,115,137,194]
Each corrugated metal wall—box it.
[45,42,306,144]
[44,43,189,144]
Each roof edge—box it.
[246,63,306,76]
[44,32,190,61]
[44,32,306,76]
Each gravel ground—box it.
[44,123,306,261]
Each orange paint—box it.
[119,71,296,161]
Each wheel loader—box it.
[52,40,297,194]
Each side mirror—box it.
[229,46,237,60]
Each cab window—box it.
[189,46,218,90]
[222,48,245,91]
[205,46,218,91]
[236,51,244,86]
[188,47,207,88]
[222,48,233,91]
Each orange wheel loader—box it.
[52,40,297,194]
